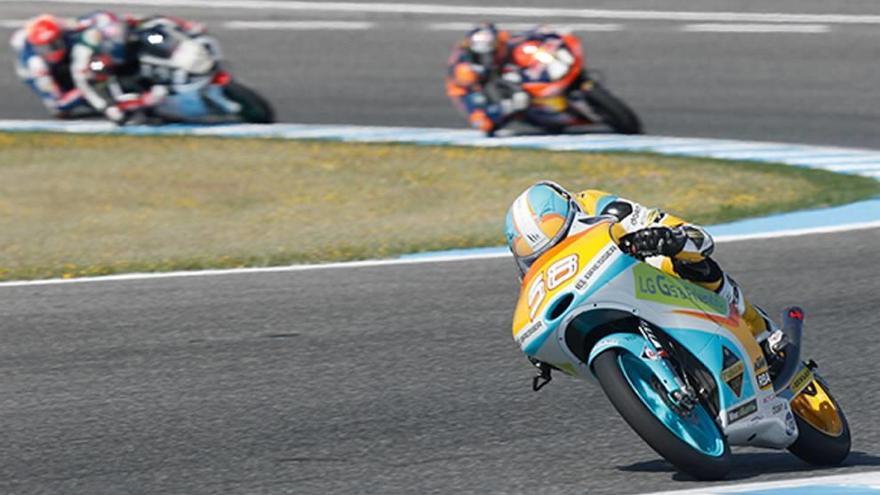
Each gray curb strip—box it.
[2,120,879,180]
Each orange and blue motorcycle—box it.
[494,28,641,135]
[512,218,850,479]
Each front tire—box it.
[593,349,731,480]
[583,81,642,135]
[223,81,275,123]
[787,378,851,465]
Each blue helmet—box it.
[505,181,579,273]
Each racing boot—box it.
[715,273,790,369]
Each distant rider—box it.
[69,13,208,124]
[10,13,105,117]
[445,22,530,135]
[505,182,789,371]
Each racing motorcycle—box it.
[493,29,641,135]
[512,218,850,479]
[118,18,273,124]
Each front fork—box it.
[531,321,698,414]
[637,321,698,411]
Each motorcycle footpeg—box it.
[532,363,553,392]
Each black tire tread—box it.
[224,81,275,124]
[584,82,642,135]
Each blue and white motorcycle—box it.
[511,218,851,479]
[120,17,274,124]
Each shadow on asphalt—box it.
[618,451,880,482]
[495,124,613,137]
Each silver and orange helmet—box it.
[504,181,580,274]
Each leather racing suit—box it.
[445,29,530,134]
[577,189,773,338]
[70,15,206,123]
[9,14,106,117]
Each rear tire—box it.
[583,81,642,135]
[787,379,851,465]
[593,350,731,480]
[223,81,275,123]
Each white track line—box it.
[646,470,880,494]
[0,19,27,28]
[8,0,880,25]
[683,23,829,33]
[428,22,623,32]
[223,20,374,30]
[1,221,878,288]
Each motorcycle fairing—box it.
[511,220,798,448]
[511,34,583,98]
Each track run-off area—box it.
[1,0,880,493]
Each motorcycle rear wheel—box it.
[223,81,275,124]
[593,349,731,480]
[787,377,851,465]
[583,81,642,135]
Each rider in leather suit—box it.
[505,181,788,374]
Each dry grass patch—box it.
[1,132,877,280]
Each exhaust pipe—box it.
[772,306,805,391]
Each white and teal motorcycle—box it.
[511,218,851,480]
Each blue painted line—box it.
[708,198,880,238]
[399,198,880,260]
[399,246,508,260]
[732,486,880,495]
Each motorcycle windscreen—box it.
[138,27,181,59]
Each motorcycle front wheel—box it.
[223,81,275,124]
[787,377,851,465]
[583,81,642,135]
[593,349,731,480]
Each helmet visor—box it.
[510,181,580,275]
[34,37,66,62]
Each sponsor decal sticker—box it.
[629,204,642,229]
[728,399,758,423]
[526,275,546,320]
[756,371,772,389]
[546,254,578,290]
[515,320,544,346]
[574,246,616,292]
[721,361,745,383]
[642,346,667,360]
[633,264,728,315]
[789,367,813,395]
[785,411,797,436]
[721,346,744,396]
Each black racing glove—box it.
[626,226,687,258]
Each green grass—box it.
[0,132,877,281]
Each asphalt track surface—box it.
[2,229,880,494]
[0,0,878,147]
[1,1,880,494]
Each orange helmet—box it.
[26,15,67,64]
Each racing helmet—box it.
[96,17,131,65]
[465,22,504,69]
[26,15,66,64]
[505,181,580,274]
